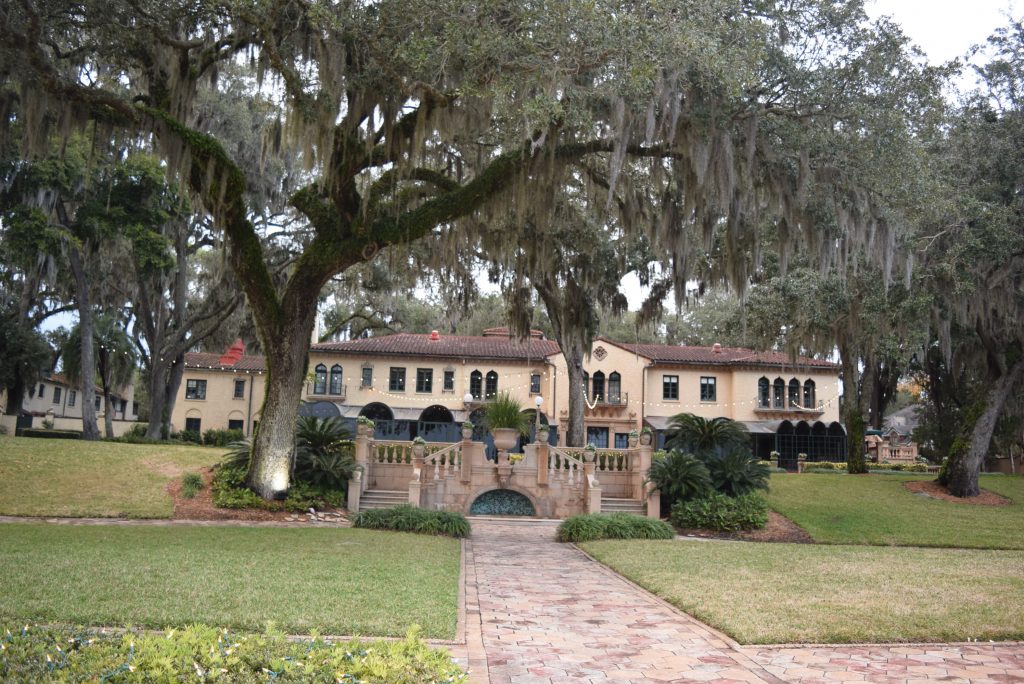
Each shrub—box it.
[702,449,770,496]
[283,481,346,512]
[664,413,750,454]
[352,505,470,538]
[210,465,273,510]
[221,438,252,469]
[295,440,357,490]
[174,429,201,444]
[18,428,81,439]
[0,623,466,683]
[646,450,712,504]
[670,492,769,532]
[556,513,675,543]
[180,472,204,499]
[202,428,243,447]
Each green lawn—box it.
[582,539,1024,644]
[766,473,1024,549]
[0,524,460,638]
[0,436,222,518]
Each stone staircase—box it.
[601,497,646,516]
[358,489,408,511]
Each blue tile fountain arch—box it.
[469,489,536,516]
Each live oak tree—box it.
[3,0,944,496]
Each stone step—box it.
[601,498,646,515]
[358,490,409,510]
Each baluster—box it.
[433,455,440,480]
[548,453,555,480]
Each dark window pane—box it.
[416,368,433,393]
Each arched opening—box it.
[469,370,483,399]
[298,401,342,419]
[484,371,498,398]
[608,372,621,403]
[469,489,536,516]
[313,364,327,395]
[359,402,394,422]
[468,407,496,461]
[804,379,816,408]
[772,378,785,408]
[789,378,801,407]
[758,377,770,408]
[418,405,458,442]
[329,364,343,395]
[827,421,848,461]
[419,405,454,423]
[591,371,605,402]
[776,420,796,470]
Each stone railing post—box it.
[347,470,362,513]
[645,482,660,519]
[536,441,549,487]
[460,432,474,483]
[354,425,373,493]
[635,444,653,500]
[797,453,807,473]
[409,442,425,507]
[584,461,601,513]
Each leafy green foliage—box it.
[221,438,253,469]
[702,449,771,497]
[645,451,713,505]
[556,513,675,543]
[282,482,345,513]
[670,493,769,532]
[295,417,356,490]
[180,472,204,499]
[210,466,272,510]
[0,623,466,682]
[174,429,201,445]
[202,428,243,447]
[353,505,471,538]
[18,428,81,439]
[0,298,51,410]
[664,414,750,455]
[483,391,531,435]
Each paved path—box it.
[461,518,1024,684]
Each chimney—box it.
[712,343,722,354]
[429,330,440,341]
[219,339,245,366]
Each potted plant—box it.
[461,421,474,441]
[584,442,597,462]
[628,429,639,448]
[536,423,550,444]
[412,435,427,460]
[484,391,531,452]
[639,426,653,446]
[356,415,375,437]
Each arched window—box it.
[313,364,327,395]
[773,378,785,408]
[582,371,589,397]
[608,372,621,403]
[758,377,770,407]
[592,371,605,401]
[804,379,816,408]
[470,370,483,399]
[485,371,499,398]
[329,365,343,395]
[788,378,800,407]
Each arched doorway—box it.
[468,407,496,460]
[418,405,458,442]
[469,489,536,516]
[360,402,401,438]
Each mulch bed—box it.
[904,479,1012,506]
[167,468,349,523]
[676,511,814,544]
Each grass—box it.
[0,524,460,638]
[0,435,222,518]
[766,473,1024,549]
[582,539,1024,644]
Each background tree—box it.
[63,315,138,438]
[0,296,52,415]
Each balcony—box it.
[307,384,347,401]
[585,392,629,416]
[753,397,824,417]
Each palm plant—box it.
[645,450,712,504]
[294,416,356,489]
[664,414,749,455]
[703,449,771,497]
[221,438,253,469]
[483,391,531,435]
[63,314,138,438]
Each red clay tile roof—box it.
[312,333,560,362]
[184,352,267,372]
[605,339,838,369]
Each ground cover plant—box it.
[556,513,675,542]
[670,492,768,532]
[0,524,460,639]
[353,505,471,538]
[767,473,1024,549]
[0,623,465,682]
[582,539,1024,644]
[0,435,221,518]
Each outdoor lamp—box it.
[534,395,543,429]
[463,392,474,404]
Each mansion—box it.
[172,329,845,468]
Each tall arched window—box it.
[773,378,785,408]
[592,371,605,401]
[485,371,498,398]
[608,372,621,403]
[329,365,343,395]
[469,370,483,399]
[313,364,327,395]
[804,379,816,408]
[758,377,770,407]
[788,378,800,407]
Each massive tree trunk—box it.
[562,344,587,447]
[4,377,26,416]
[839,336,867,474]
[67,247,100,441]
[945,358,1024,497]
[245,304,318,498]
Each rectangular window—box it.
[361,366,373,388]
[443,370,455,392]
[132,402,138,416]
[120,399,127,413]
[94,396,101,410]
[38,384,45,399]
[416,368,433,393]
[67,390,76,407]
[700,376,717,402]
[614,432,630,449]
[228,419,244,431]
[586,426,609,449]
[53,387,61,404]
[662,375,679,400]
[185,379,207,400]
[530,373,541,394]
[389,367,406,392]
[185,417,201,433]
[234,379,245,399]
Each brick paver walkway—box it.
[462,518,1024,684]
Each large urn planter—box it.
[492,427,521,452]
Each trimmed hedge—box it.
[353,505,471,538]
[670,492,769,532]
[17,428,81,440]
[0,623,466,683]
[556,513,675,543]
[801,461,931,473]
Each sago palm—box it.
[664,414,749,455]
